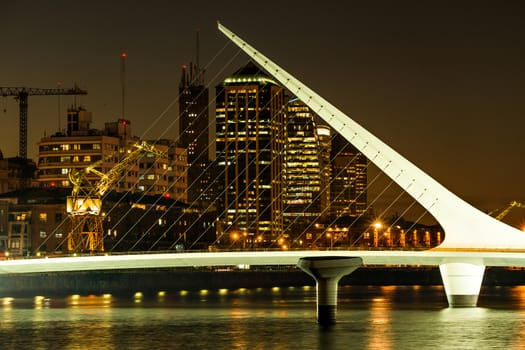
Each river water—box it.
[2,285,525,349]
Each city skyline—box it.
[1,1,524,224]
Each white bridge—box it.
[1,23,524,325]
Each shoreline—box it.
[1,266,524,297]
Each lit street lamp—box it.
[326,232,333,250]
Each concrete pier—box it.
[297,256,362,325]
[439,263,486,307]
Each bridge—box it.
[2,22,525,325]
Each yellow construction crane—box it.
[66,141,166,253]
[494,201,525,221]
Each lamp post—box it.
[326,232,333,250]
[373,221,382,248]
[230,231,239,249]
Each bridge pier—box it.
[297,256,362,325]
[439,263,485,307]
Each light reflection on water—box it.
[2,286,525,349]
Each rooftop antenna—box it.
[195,29,204,85]
[121,51,127,118]
[196,29,200,69]
[57,81,62,132]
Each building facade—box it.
[283,98,326,242]
[179,63,211,208]
[37,107,181,198]
[215,62,285,247]
[0,188,188,256]
[330,133,368,217]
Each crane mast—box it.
[67,141,166,253]
[0,85,87,159]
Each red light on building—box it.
[121,52,127,58]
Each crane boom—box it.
[495,201,525,221]
[66,141,166,253]
[0,85,87,159]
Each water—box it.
[2,285,525,349]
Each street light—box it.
[230,231,240,248]
[326,232,333,250]
[373,221,383,230]
[373,221,382,248]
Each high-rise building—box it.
[37,107,181,197]
[283,98,326,238]
[179,63,210,207]
[330,133,367,217]
[215,62,285,247]
[316,124,332,215]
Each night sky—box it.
[1,1,524,226]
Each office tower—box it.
[283,98,325,238]
[215,62,285,247]
[179,63,210,207]
[330,133,367,217]
[316,124,332,216]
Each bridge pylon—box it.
[440,263,485,307]
[217,21,525,251]
[297,256,362,325]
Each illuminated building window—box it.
[39,213,48,222]
[40,230,47,238]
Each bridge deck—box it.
[2,250,525,274]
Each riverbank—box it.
[1,266,524,297]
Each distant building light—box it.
[316,127,330,136]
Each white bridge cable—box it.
[202,45,440,251]
[117,43,432,253]
[36,38,235,253]
[38,28,438,255]
[153,61,359,251]
[197,62,366,250]
[169,65,289,250]
[109,48,291,252]
[107,43,247,251]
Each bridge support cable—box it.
[100,44,242,253]
[32,38,236,255]
[439,263,485,307]
[152,62,280,251]
[297,256,362,325]
[217,22,525,250]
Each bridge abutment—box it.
[439,263,485,307]
[297,256,362,325]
